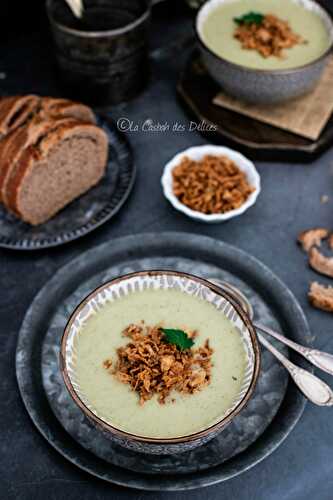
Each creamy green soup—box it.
[200,0,331,69]
[74,288,247,438]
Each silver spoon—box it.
[209,278,333,407]
[216,280,333,377]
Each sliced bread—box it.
[0,95,95,140]
[4,120,108,225]
[0,96,97,204]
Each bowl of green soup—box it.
[196,0,333,103]
[60,270,260,455]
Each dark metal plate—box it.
[41,256,288,474]
[0,116,135,250]
[16,233,311,490]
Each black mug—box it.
[46,0,152,106]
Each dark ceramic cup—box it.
[46,0,151,105]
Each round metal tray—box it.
[16,232,311,490]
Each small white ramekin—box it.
[161,145,261,223]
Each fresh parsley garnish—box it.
[234,12,264,26]
[160,328,195,351]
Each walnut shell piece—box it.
[329,234,333,251]
[308,247,333,278]
[308,282,333,313]
[297,228,329,252]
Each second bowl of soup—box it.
[196,0,333,103]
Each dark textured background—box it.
[1,1,333,499]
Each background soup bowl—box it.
[196,0,333,104]
[60,270,260,455]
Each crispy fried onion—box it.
[103,324,213,405]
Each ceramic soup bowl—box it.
[196,0,333,104]
[60,270,260,455]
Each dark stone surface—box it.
[0,1,333,499]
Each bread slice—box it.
[0,96,41,201]
[4,120,108,225]
[0,128,22,201]
[0,117,74,204]
[40,97,96,124]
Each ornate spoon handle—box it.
[258,332,333,406]
[255,323,333,376]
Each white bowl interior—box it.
[63,273,257,439]
[161,145,261,223]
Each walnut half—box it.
[308,282,333,313]
[297,228,329,252]
[309,247,333,279]
[329,234,333,251]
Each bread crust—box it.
[0,128,23,201]
[40,97,96,124]
[0,97,19,136]
[0,95,40,137]
[0,95,41,200]
[0,96,95,138]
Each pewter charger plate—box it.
[16,233,312,491]
[0,116,135,250]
